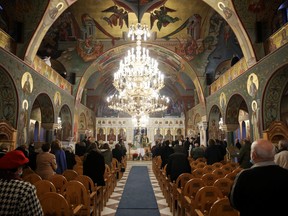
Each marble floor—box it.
[101,160,172,216]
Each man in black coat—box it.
[83,143,105,186]
[229,139,288,216]
[166,152,191,182]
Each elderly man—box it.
[229,139,288,216]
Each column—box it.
[197,121,208,146]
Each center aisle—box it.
[115,166,159,215]
[102,161,172,216]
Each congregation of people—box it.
[1,134,288,215]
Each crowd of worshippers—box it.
[1,137,288,215]
[0,135,127,187]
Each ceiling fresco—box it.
[6,0,243,118]
[35,0,246,117]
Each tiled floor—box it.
[102,160,172,216]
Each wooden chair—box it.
[171,173,193,216]
[22,166,35,178]
[22,173,42,184]
[201,173,217,186]
[212,168,227,179]
[194,186,223,215]
[180,178,205,216]
[39,192,82,216]
[196,162,206,169]
[196,157,206,163]
[221,163,233,173]
[75,155,83,165]
[75,175,103,216]
[232,167,243,174]
[224,172,238,182]
[211,162,222,169]
[213,177,233,197]
[49,174,68,193]
[190,161,199,169]
[192,168,206,178]
[73,164,83,175]
[34,179,56,198]
[195,197,240,216]
[203,165,214,173]
[61,180,93,216]
[63,169,78,181]
[111,158,121,180]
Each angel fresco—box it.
[150,6,180,30]
[102,5,128,29]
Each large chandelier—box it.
[113,23,164,97]
[107,23,169,117]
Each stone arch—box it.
[30,93,54,144]
[262,64,288,130]
[0,66,18,129]
[226,94,249,139]
[208,105,222,140]
[58,104,72,141]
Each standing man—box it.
[229,139,288,216]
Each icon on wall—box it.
[54,91,61,106]
[247,73,259,98]
[219,92,226,109]
[21,72,33,94]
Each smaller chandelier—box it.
[107,92,170,117]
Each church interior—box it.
[0,0,287,151]
[0,0,288,215]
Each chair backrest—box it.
[73,164,83,175]
[183,178,206,198]
[49,174,68,192]
[213,177,233,197]
[61,180,91,216]
[211,162,222,169]
[221,164,233,173]
[203,165,214,173]
[34,179,56,198]
[224,172,237,182]
[63,169,78,181]
[195,186,223,213]
[212,168,227,178]
[196,157,206,163]
[201,173,218,186]
[75,175,96,192]
[232,167,243,174]
[196,161,206,168]
[22,167,35,178]
[112,158,120,170]
[175,173,194,190]
[192,168,206,178]
[39,192,73,216]
[75,155,83,165]
[22,173,42,184]
[209,197,240,216]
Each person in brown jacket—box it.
[36,142,57,180]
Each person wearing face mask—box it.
[229,139,288,216]
[0,150,44,215]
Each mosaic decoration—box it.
[21,72,33,95]
[247,73,259,98]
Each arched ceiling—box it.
[1,0,284,117]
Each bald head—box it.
[251,139,275,163]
